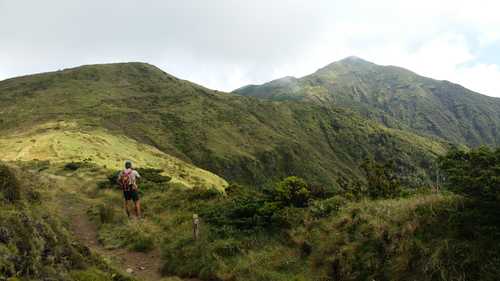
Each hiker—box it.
[117,160,142,219]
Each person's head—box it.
[125,160,132,169]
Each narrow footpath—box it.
[50,173,198,281]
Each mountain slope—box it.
[0,121,227,189]
[0,62,448,188]
[234,56,500,146]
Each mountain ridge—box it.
[0,62,448,189]
[234,57,500,146]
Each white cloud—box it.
[0,0,499,97]
[371,34,500,97]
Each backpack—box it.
[120,170,133,190]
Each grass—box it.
[0,62,450,188]
[0,162,134,281]
[0,121,227,190]
[304,194,500,281]
[4,159,500,281]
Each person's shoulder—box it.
[133,169,141,176]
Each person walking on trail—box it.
[117,160,142,219]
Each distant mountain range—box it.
[0,61,451,189]
[234,56,500,147]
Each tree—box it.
[273,176,311,207]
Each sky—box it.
[1,0,499,97]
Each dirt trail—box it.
[49,173,197,281]
[63,200,165,281]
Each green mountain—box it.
[234,56,500,146]
[2,62,499,281]
[0,62,447,189]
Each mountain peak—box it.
[341,56,366,62]
[337,56,375,66]
[315,56,375,74]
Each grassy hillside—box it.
[0,121,226,189]
[234,56,500,147]
[0,62,449,188]
[0,162,135,281]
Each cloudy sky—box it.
[1,0,499,97]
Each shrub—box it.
[0,164,21,202]
[202,190,272,232]
[310,196,348,218]
[224,183,245,196]
[189,186,221,200]
[203,177,314,233]
[96,180,112,189]
[361,159,402,199]
[272,207,306,228]
[136,168,171,183]
[273,176,311,207]
[64,162,82,171]
[439,146,500,201]
[308,183,337,199]
[107,171,120,185]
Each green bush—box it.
[0,164,20,203]
[96,180,112,189]
[202,189,272,232]
[64,162,82,171]
[272,207,306,228]
[136,168,171,183]
[439,146,500,201]
[273,176,311,207]
[361,159,402,199]
[189,186,221,200]
[107,171,120,185]
[309,196,348,218]
[203,177,314,233]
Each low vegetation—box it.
[73,156,499,281]
[438,146,500,201]
[0,162,134,281]
[3,146,500,281]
